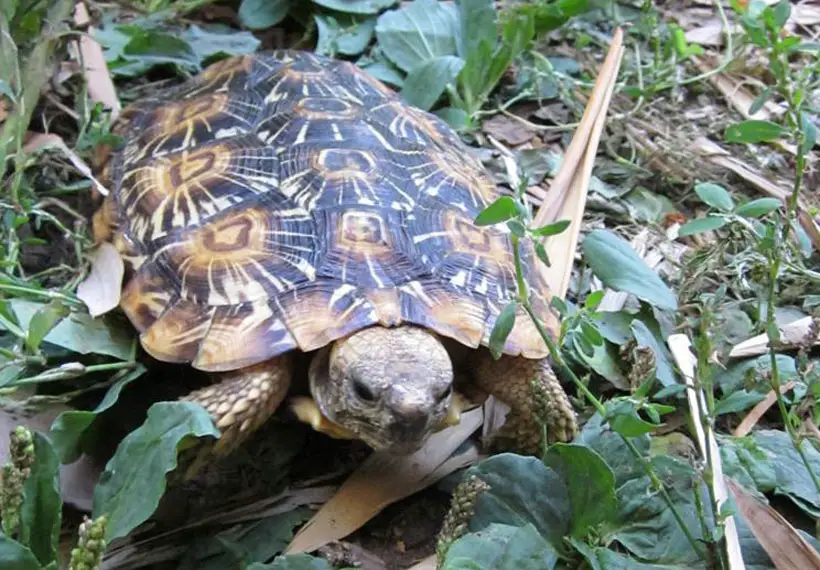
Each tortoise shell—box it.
[95,51,559,372]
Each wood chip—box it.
[71,2,120,119]
[729,316,819,358]
[481,114,536,146]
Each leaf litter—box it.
[2,0,820,568]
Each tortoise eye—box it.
[438,385,453,402]
[352,378,377,402]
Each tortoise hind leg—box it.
[471,352,577,454]
[183,355,292,456]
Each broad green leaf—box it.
[610,455,708,564]
[631,319,676,388]
[574,541,690,570]
[544,444,616,538]
[512,0,590,34]
[188,507,312,570]
[19,432,61,567]
[0,536,40,570]
[6,300,133,361]
[488,302,517,359]
[725,120,785,143]
[466,454,571,547]
[441,523,558,569]
[582,230,677,311]
[375,0,460,73]
[571,339,629,391]
[238,0,291,30]
[734,197,781,218]
[768,0,791,29]
[400,55,464,110]
[259,553,334,569]
[457,0,497,58]
[722,430,820,518]
[357,47,405,87]
[314,13,376,57]
[800,111,817,154]
[677,215,728,236]
[313,0,396,14]
[714,390,765,416]
[435,106,470,130]
[183,25,261,63]
[50,366,145,463]
[694,182,734,211]
[25,303,68,352]
[93,402,220,541]
[717,353,798,395]
[531,219,570,237]
[122,30,199,68]
[577,413,649,487]
[474,196,517,226]
[584,290,604,310]
[606,400,657,437]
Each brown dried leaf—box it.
[77,242,124,318]
[285,409,483,554]
[72,2,120,118]
[22,132,110,195]
[728,478,820,570]
[481,114,535,146]
[733,381,796,438]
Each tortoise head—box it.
[296,326,456,453]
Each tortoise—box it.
[92,50,578,457]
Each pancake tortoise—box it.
[92,50,578,456]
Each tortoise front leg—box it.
[471,352,578,454]
[183,355,292,456]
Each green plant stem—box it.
[520,302,706,559]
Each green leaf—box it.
[466,454,571,546]
[313,0,396,14]
[488,302,517,359]
[748,86,772,115]
[531,219,570,237]
[25,303,68,353]
[543,444,616,538]
[50,366,145,463]
[474,196,517,226]
[722,430,820,517]
[714,390,765,416]
[93,402,220,541]
[725,120,786,144]
[0,536,41,570]
[574,542,690,570]
[441,523,558,570]
[584,290,604,310]
[375,0,460,73]
[577,414,649,487]
[314,13,377,57]
[238,0,291,30]
[255,553,334,569]
[19,432,61,567]
[800,112,817,154]
[580,320,603,347]
[734,197,781,218]
[768,0,791,29]
[677,215,728,236]
[606,401,657,437]
[122,30,199,68]
[534,242,550,266]
[5,300,133,361]
[400,55,464,110]
[631,318,677,388]
[512,0,589,34]
[183,25,261,64]
[694,182,734,211]
[582,230,677,311]
[457,0,498,59]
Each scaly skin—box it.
[184,325,578,458]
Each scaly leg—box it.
[182,356,292,456]
[471,352,577,454]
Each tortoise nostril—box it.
[352,378,377,402]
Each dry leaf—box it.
[285,409,483,554]
[72,2,120,118]
[77,242,124,317]
[728,478,820,570]
[22,132,110,195]
[733,381,796,438]
[481,114,535,146]
[685,20,730,46]
[729,316,819,358]
[668,334,746,570]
